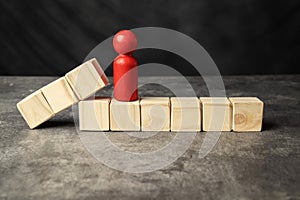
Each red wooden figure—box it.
[113,30,138,101]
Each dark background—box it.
[0,0,299,76]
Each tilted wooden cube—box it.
[140,97,170,131]
[170,97,201,132]
[17,90,55,129]
[229,97,264,132]
[41,77,78,114]
[110,99,140,131]
[79,97,111,131]
[65,58,109,100]
[200,97,232,131]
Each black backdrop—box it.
[0,0,299,76]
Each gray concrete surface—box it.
[0,75,299,200]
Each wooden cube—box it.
[171,97,201,132]
[200,97,232,131]
[110,99,140,131]
[41,77,78,114]
[79,97,111,131]
[229,97,264,132]
[17,90,55,129]
[140,97,170,131]
[65,58,109,100]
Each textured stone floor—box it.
[0,75,299,200]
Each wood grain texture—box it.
[110,98,140,131]
[140,97,170,131]
[229,97,264,132]
[65,58,109,100]
[79,97,111,131]
[200,97,232,131]
[16,90,54,129]
[170,97,201,132]
[41,77,78,114]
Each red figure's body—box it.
[113,55,138,101]
[113,30,138,101]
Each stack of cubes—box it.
[79,96,264,132]
[17,60,264,132]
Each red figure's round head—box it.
[113,30,138,55]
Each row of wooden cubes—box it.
[79,97,264,132]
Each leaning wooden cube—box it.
[17,90,55,129]
[65,58,109,100]
[79,97,111,131]
[200,97,232,131]
[110,99,140,131]
[41,77,78,114]
[171,97,201,132]
[229,97,264,132]
[140,97,170,131]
